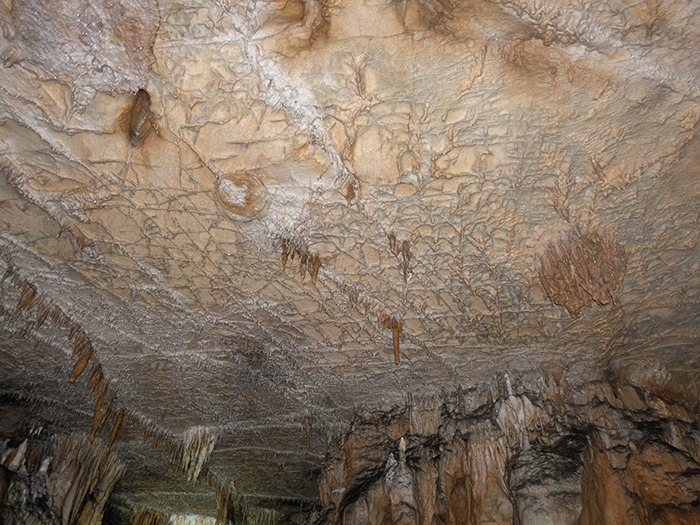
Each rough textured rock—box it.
[0,0,699,522]
[1,433,125,524]
[316,373,700,525]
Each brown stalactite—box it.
[392,317,401,365]
[388,232,399,257]
[401,240,411,282]
[346,181,356,204]
[86,364,103,398]
[49,306,62,326]
[68,345,92,383]
[68,324,78,342]
[281,238,290,270]
[72,334,88,357]
[1,434,125,524]
[215,486,229,525]
[89,384,114,443]
[106,411,124,455]
[35,306,50,330]
[15,284,36,312]
[539,232,627,318]
[311,254,322,284]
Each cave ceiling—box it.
[0,0,699,520]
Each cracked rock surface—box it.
[0,0,699,522]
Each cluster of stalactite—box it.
[387,232,411,282]
[313,373,700,525]
[182,427,219,484]
[127,420,219,484]
[280,237,322,285]
[0,417,247,525]
[0,262,246,523]
[331,277,404,365]
[125,479,246,525]
[538,232,627,318]
[0,433,124,525]
[279,238,404,364]
[2,265,123,454]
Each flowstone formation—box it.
[0,0,699,522]
[316,369,700,525]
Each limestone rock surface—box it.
[0,0,699,522]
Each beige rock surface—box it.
[0,0,699,522]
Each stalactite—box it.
[281,238,290,270]
[73,332,89,357]
[215,486,229,525]
[15,282,37,312]
[86,363,103,398]
[69,344,93,383]
[345,180,356,204]
[89,383,115,443]
[35,305,50,330]
[378,313,403,364]
[1,264,12,283]
[49,306,62,326]
[42,433,124,525]
[106,411,124,455]
[299,251,309,280]
[392,318,402,365]
[538,231,627,318]
[279,237,322,285]
[401,240,411,282]
[310,254,322,285]
[181,426,218,484]
[388,232,399,256]
[387,233,411,281]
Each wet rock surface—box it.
[0,0,699,522]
